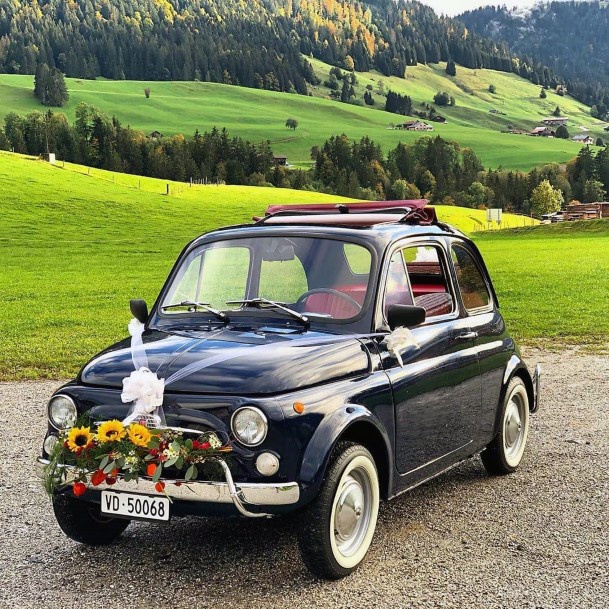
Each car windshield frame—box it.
[154,233,378,328]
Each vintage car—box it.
[38,200,540,579]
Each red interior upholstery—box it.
[415,292,453,317]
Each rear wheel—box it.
[481,377,530,475]
[298,442,380,579]
[53,493,130,545]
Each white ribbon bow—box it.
[121,319,165,426]
[384,327,419,367]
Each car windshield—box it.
[161,236,373,321]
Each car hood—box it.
[79,327,370,395]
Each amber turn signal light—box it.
[293,401,305,414]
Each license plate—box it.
[101,490,170,522]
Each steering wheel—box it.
[296,288,362,313]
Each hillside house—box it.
[572,135,594,145]
[542,117,568,127]
[398,120,434,131]
[149,130,163,139]
[564,202,609,221]
[273,155,288,167]
[529,127,555,137]
[430,115,447,123]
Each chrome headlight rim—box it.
[230,406,268,447]
[47,394,78,430]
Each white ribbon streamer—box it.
[384,327,419,367]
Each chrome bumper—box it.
[532,363,542,413]
[36,459,299,518]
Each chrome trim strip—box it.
[400,439,474,476]
[36,459,299,517]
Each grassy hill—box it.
[0,151,537,379]
[0,58,604,171]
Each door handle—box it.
[456,331,478,341]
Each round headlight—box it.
[255,452,280,476]
[43,434,59,456]
[231,407,268,447]
[48,395,77,430]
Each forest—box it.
[0,0,565,100]
[2,107,607,215]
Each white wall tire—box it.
[298,442,380,579]
[482,377,530,475]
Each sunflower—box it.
[66,426,94,453]
[127,423,152,448]
[96,420,126,443]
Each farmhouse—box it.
[398,120,434,131]
[273,155,288,166]
[572,135,594,145]
[529,127,555,137]
[564,202,609,221]
[542,117,568,127]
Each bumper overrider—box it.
[36,458,300,518]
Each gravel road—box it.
[1,348,607,609]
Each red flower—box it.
[105,476,117,485]
[155,482,165,493]
[149,449,159,457]
[73,482,86,497]
[193,441,211,450]
[91,470,106,486]
[146,463,157,477]
[110,468,119,478]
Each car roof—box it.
[191,200,467,247]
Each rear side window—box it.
[451,244,492,312]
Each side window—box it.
[384,251,413,316]
[451,244,492,312]
[385,245,455,319]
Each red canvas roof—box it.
[255,200,437,227]
[265,200,428,215]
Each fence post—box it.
[166,183,170,195]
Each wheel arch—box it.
[493,355,535,435]
[298,405,393,502]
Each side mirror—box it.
[130,299,149,324]
[387,304,426,330]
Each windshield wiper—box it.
[161,300,229,323]
[226,297,309,328]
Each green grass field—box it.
[0,57,604,171]
[0,151,600,381]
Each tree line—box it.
[1,108,607,212]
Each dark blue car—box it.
[39,201,540,579]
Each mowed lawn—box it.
[0,151,600,380]
[0,63,600,171]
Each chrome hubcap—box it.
[333,468,372,557]
[504,393,526,462]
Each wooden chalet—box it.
[397,120,434,132]
[273,155,288,167]
[542,117,568,127]
[564,202,609,221]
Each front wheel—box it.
[298,442,380,579]
[481,377,530,475]
[53,493,130,545]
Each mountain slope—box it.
[0,61,600,172]
[460,1,609,116]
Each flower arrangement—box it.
[44,419,232,497]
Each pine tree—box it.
[446,60,457,76]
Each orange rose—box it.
[155,482,165,493]
[146,463,157,477]
[91,470,106,486]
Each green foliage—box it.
[433,91,451,106]
[540,88,547,99]
[553,105,562,117]
[529,180,564,217]
[582,179,607,203]
[446,61,457,77]
[33,64,68,107]
[488,84,496,94]
[285,118,299,131]
[555,125,569,139]
[385,91,412,115]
